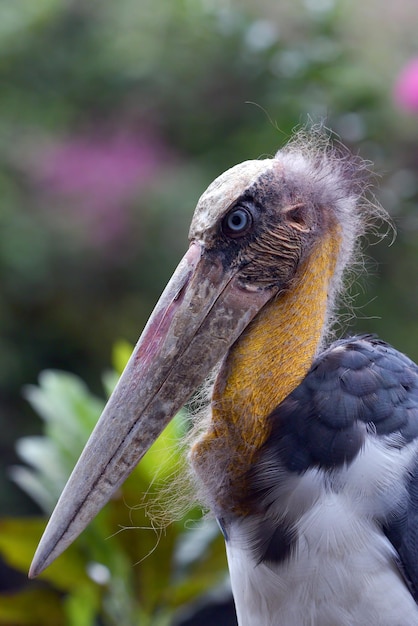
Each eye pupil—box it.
[229,211,246,229]
[223,206,253,237]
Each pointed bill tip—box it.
[28,482,109,579]
[28,553,46,579]
[28,519,67,578]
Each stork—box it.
[29,133,418,625]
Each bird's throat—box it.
[191,232,341,513]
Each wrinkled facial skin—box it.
[190,162,332,294]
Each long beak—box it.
[29,241,275,577]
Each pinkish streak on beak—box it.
[134,243,201,368]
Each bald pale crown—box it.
[189,159,276,237]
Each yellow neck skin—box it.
[191,231,341,512]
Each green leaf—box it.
[8,464,57,513]
[14,371,105,509]
[168,521,228,608]
[24,370,103,437]
[0,518,90,591]
[139,412,187,484]
[0,587,65,626]
[112,340,133,375]
[12,436,69,506]
[63,584,101,626]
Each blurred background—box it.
[1,0,418,624]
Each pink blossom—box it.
[393,58,418,112]
[34,131,171,248]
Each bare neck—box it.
[191,233,341,513]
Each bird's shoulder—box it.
[267,335,418,472]
[241,336,418,595]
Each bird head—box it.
[29,132,374,577]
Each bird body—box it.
[29,132,418,625]
[227,484,418,626]
[222,337,418,625]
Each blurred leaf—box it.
[63,583,100,626]
[139,412,187,484]
[169,521,229,608]
[112,340,133,376]
[0,587,64,626]
[23,370,103,436]
[9,462,58,513]
[0,518,90,591]
[0,0,61,51]
[13,371,104,511]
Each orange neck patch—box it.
[191,231,341,513]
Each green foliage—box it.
[0,342,228,625]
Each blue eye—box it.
[222,206,253,238]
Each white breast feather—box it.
[226,437,418,626]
